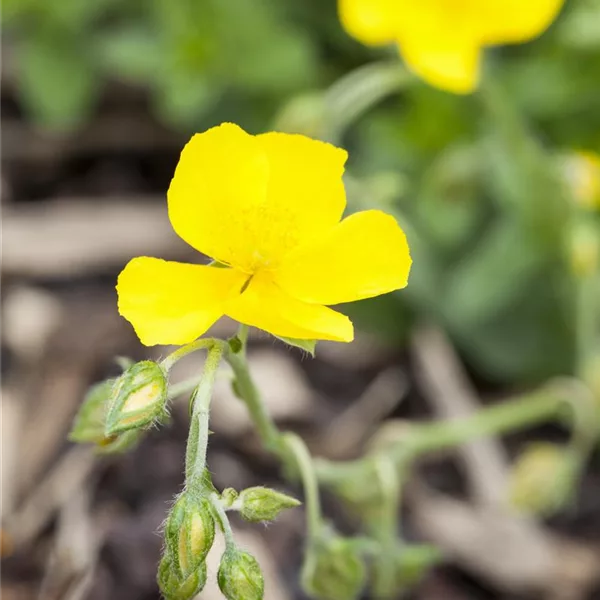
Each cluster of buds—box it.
[69,360,168,453]
[159,492,215,599]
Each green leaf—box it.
[95,27,163,84]
[153,69,220,128]
[273,336,317,356]
[17,31,98,130]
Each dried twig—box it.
[319,367,408,459]
[2,199,192,278]
[411,325,510,506]
[10,446,97,548]
[408,481,600,599]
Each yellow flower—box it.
[338,0,565,93]
[117,123,411,346]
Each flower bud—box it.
[157,554,207,600]
[302,537,366,600]
[235,487,300,523]
[220,487,239,509]
[217,547,264,600]
[509,442,578,516]
[69,379,116,443]
[105,360,167,435]
[165,494,215,578]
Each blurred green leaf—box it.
[17,31,98,129]
[95,27,163,83]
[153,69,220,128]
[559,0,600,50]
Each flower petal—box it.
[117,257,246,346]
[254,132,347,263]
[167,123,270,271]
[338,0,398,46]
[225,272,353,342]
[398,31,482,94]
[168,124,347,272]
[479,0,565,45]
[274,210,411,305]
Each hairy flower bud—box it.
[510,442,578,516]
[217,548,264,600]
[69,379,116,443]
[157,554,207,600]
[302,537,366,600]
[105,360,167,435]
[235,487,300,523]
[165,494,215,578]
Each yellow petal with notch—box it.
[226,272,353,342]
[117,257,245,346]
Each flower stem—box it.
[282,432,322,544]
[315,383,567,486]
[209,492,236,550]
[372,457,401,596]
[184,342,224,488]
[237,324,249,357]
[399,384,565,460]
[167,375,205,400]
[224,349,282,452]
[161,337,218,371]
[224,334,324,542]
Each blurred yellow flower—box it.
[338,0,565,93]
[562,151,600,210]
[117,123,411,346]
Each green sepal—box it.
[69,379,116,443]
[273,335,317,356]
[218,547,264,600]
[165,493,215,578]
[158,554,207,600]
[228,335,243,354]
[95,429,142,454]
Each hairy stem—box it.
[283,432,323,543]
[184,343,224,488]
[209,492,236,550]
[225,349,282,452]
[315,383,568,486]
[161,337,219,371]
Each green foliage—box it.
[5,0,599,385]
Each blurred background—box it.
[2,0,600,599]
